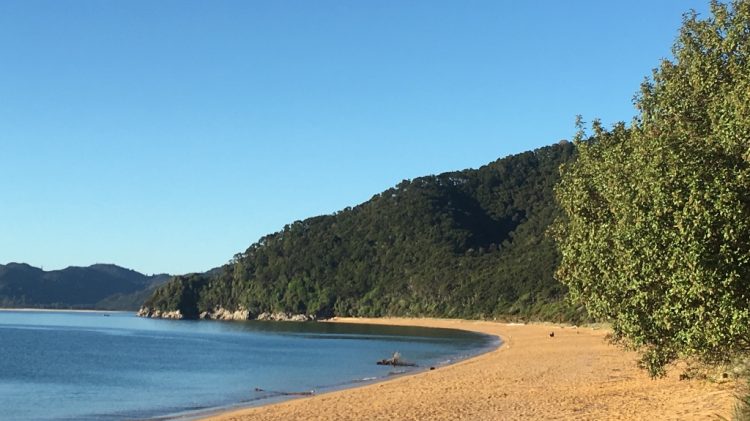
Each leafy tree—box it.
[554,1,750,376]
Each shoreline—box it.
[176,318,501,421]
[199,317,737,421]
[0,308,129,313]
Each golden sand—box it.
[203,317,736,421]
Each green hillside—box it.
[0,263,170,310]
[142,142,585,321]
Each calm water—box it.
[0,311,497,421]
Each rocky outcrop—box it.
[136,307,183,319]
[199,307,250,321]
[137,306,315,322]
[256,312,315,322]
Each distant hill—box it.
[143,142,587,322]
[0,263,170,310]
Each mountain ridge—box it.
[0,262,171,310]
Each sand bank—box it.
[203,317,736,420]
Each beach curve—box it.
[201,317,736,421]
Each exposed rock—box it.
[257,311,315,322]
[160,310,183,319]
[199,307,250,321]
[137,306,314,322]
[136,307,183,319]
[288,313,312,322]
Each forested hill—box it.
[143,142,583,321]
[0,263,170,310]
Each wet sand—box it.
[203,317,736,421]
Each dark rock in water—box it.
[377,352,417,367]
[252,387,315,396]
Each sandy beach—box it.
[203,317,737,421]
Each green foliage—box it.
[554,1,750,376]
[144,142,587,322]
[146,274,209,318]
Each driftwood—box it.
[377,352,417,367]
[254,387,315,396]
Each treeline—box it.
[144,142,587,322]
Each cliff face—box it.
[141,143,586,322]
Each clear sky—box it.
[0,0,711,275]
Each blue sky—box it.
[0,0,710,275]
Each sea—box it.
[0,310,497,420]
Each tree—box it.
[554,0,750,376]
